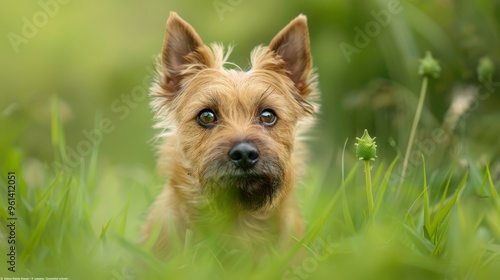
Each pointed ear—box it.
[161,12,204,89]
[269,15,312,97]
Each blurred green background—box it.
[2,1,500,278]
[1,0,500,182]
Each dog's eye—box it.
[259,109,277,126]
[197,109,217,127]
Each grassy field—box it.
[1,0,500,279]
[1,95,500,279]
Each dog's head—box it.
[151,12,318,211]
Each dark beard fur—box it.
[203,173,282,211]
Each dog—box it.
[141,11,318,257]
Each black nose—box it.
[228,142,259,169]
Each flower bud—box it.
[355,129,377,161]
[418,51,441,78]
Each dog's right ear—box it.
[162,12,204,90]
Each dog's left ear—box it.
[269,15,312,97]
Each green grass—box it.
[1,100,500,280]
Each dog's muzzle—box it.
[201,141,283,211]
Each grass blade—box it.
[486,164,500,213]
[437,167,455,211]
[21,207,53,262]
[30,174,63,220]
[305,162,359,243]
[430,172,468,236]
[422,155,431,238]
[373,151,401,217]
[341,138,355,232]
[88,219,112,258]
[119,194,131,237]
[402,223,434,254]
[372,159,386,191]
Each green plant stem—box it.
[365,160,374,215]
[399,76,429,190]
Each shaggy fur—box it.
[141,12,318,256]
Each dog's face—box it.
[151,12,317,211]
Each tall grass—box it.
[1,98,499,280]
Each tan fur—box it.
[141,12,319,257]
